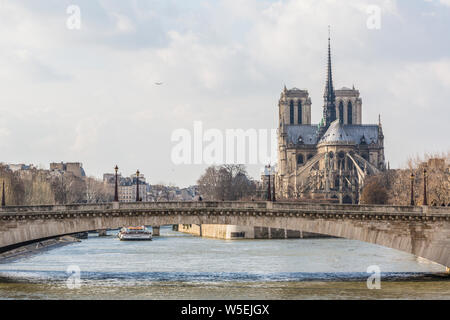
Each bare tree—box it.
[197,164,257,200]
[360,175,388,204]
[0,165,25,206]
[85,176,113,203]
[152,184,172,201]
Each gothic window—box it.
[307,154,314,160]
[347,158,353,170]
[347,101,353,124]
[290,100,294,124]
[335,178,340,188]
[339,101,344,124]
[297,154,304,165]
[297,100,302,124]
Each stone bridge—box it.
[0,201,449,267]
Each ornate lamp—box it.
[1,181,5,207]
[423,168,428,206]
[410,172,415,206]
[114,165,119,202]
[136,170,140,202]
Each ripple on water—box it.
[0,227,448,299]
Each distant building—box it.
[105,173,149,202]
[50,162,86,178]
[7,164,35,172]
[103,173,121,185]
[276,35,385,204]
[426,158,446,170]
[102,170,199,202]
[147,184,198,202]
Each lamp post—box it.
[136,170,140,202]
[114,165,119,202]
[410,172,415,206]
[423,168,428,206]
[61,173,66,205]
[1,181,5,207]
[272,171,276,202]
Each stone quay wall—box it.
[177,224,333,240]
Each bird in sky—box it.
[155,82,163,85]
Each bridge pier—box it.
[152,226,160,236]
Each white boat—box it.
[118,226,152,241]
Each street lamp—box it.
[61,173,66,205]
[410,172,415,206]
[1,180,5,207]
[272,169,276,202]
[266,164,272,201]
[136,170,140,202]
[423,168,428,206]
[114,165,119,202]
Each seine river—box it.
[0,226,449,300]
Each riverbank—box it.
[1,277,449,300]
[0,236,81,264]
[176,224,337,240]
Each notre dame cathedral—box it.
[275,35,385,204]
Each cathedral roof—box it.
[319,120,353,144]
[286,122,380,147]
[344,125,379,144]
[286,125,320,145]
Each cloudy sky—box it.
[0,0,449,187]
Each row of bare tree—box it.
[360,152,449,206]
[0,165,113,206]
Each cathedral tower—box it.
[275,30,386,203]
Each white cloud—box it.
[71,118,101,154]
[110,12,136,34]
[0,0,448,186]
[0,127,10,141]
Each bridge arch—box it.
[0,202,449,268]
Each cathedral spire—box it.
[320,26,337,135]
[324,26,335,102]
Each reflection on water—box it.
[0,226,449,299]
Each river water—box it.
[0,226,449,299]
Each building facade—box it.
[276,36,385,204]
[118,174,148,202]
[50,162,86,178]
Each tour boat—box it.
[118,226,152,241]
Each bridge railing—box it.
[270,202,435,214]
[0,203,115,213]
[0,201,449,215]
